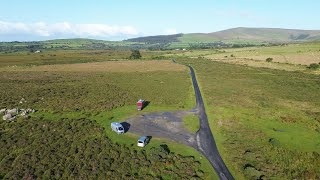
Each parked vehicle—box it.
[111,122,124,134]
[137,136,150,147]
[137,99,145,111]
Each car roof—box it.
[138,136,147,141]
[111,122,122,126]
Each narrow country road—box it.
[127,59,234,179]
[188,66,233,180]
[183,60,234,180]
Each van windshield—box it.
[138,141,143,143]
[119,127,123,130]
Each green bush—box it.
[266,57,273,62]
[129,50,142,59]
[307,63,320,70]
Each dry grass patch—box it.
[240,54,320,65]
[210,58,305,71]
[3,60,186,72]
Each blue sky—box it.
[0,0,319,41]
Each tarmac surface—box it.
[188,65,234,180]
[124,62,234,180]
[125,110,197,148]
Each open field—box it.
[1,45,320,179]
[0,61,191,112]
[167,42,320,74]
[0,117,206,179]
[0,50,130,67]
[0,39,144,52]
[177,57,320,179]
[3,60,186,72]
[0,58,218,179]
[205,43,320,65]
[0,49,168,68]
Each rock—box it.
[7,108,18,115]
[26,108,35,113]
[20,110,27,116]
[3,114,12,120]
[19,98,26,104]
[18,108,35,117]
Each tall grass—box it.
[177,58,320,179]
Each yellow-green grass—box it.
[2,60,186,72]
[177,58,320,179]
[183,113,200,133]
[167,42,320,74]
[1,59,218,178]
[0,69,192,112]
[101,106,216,180]
[0,116,208,179]
[210,58,308,72]
[31,106,217,179]
[205,45,320,65]
[0,49,169,68]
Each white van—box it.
[137,136,150,147]
[111,122,124,134]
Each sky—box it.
[0,0,319,41]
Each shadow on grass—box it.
[141,101,150,110]
[120,122,131,133]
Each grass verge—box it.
[183,113,200,133]
[177,57,320,179]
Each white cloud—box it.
[164,28,178,35]
[0,21,139,38]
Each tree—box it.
[307,63,320,70]
[129,50,142,59]
[266,57,273,62]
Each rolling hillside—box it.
[205,27,320,42]
[126,27,320,48]
[2,28,320,51]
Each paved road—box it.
[125,111,198,148]
[186,63,234,180]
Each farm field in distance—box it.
[169,42,320,74]
[0,49,168,68]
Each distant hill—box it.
[2,28,320,51]
[124,34,183,44]
[204,27,320,42]
[126,27,320,46]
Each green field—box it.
[168,42,320,75]
[0,49,171,68]
[1,42,320,179]
[0,38,143,52]
[0,58,217,179]
[176,57,320,179]
[0,117,206,179]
